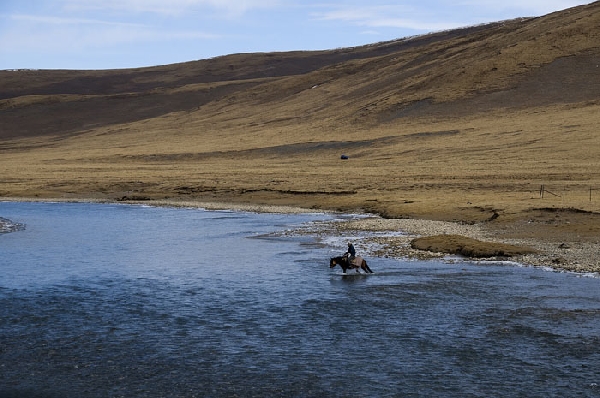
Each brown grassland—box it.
[1,2,600,271]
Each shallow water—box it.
[1,202,600,397]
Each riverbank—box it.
[2,197,598,274]
[311,216,600,275]
[166,199,600,274]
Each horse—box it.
[330,255,374,274]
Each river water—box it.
[1,201,599,397]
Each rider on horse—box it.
[330,242,373,273]
[345,242,356,264]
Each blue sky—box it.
[0,0,591,70]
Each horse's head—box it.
[329,257,338,268]
[330,256,348,269]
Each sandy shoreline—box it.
[2,197,598,275]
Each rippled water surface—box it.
[1,202,600,397]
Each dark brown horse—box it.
[330,255,373,274]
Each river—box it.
[1,201,599,397]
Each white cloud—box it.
[312,5,467,32]
[10,14,147,28]
[0,0,232,57]
[309,0,590,33]
[60,0,282,17]
[0,13,219,54]
[456,0,590,16]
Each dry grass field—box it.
[2,2,600,269]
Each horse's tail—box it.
[364,261,374,273]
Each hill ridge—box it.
[2,2,599,140]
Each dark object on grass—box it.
[340,154,349,160]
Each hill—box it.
[1,2,600,270]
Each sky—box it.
[0,0,592,70]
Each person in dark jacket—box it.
[346,242,356,264]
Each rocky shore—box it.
[308,217,600,275]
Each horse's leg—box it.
[363,261,374,273]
